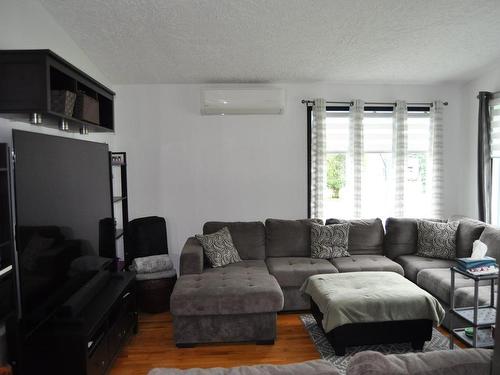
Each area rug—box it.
[300,314,454,374]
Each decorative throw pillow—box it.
[310,222,350,259]
[416,220,459,260]
[195,227,242,268]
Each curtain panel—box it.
[310,98,326,218]
[393,100,408,217]
[478,92,493,223]
[429,101,444,219]
[348,99,364,218]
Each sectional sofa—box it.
[170,216,500,346]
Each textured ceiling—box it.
[39,0,500,84]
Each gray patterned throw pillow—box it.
[416,220,459,260]
[195,227,242,268]
[310,222,350,259]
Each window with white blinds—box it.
[322,107,431,219]
[490,99,500,157]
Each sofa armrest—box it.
[180,237,204,275]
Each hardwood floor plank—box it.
[110,312,464,374]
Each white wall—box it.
[114,82,464,270]
[459,63,500,219]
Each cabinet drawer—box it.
[108,311,134,358]
[87,332,108,375]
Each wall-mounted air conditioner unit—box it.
[201,88,285,115]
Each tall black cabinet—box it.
[0,143,16,321]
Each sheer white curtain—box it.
[393,100,408,217]
[310,98,326,218]
[348,99,364,218]
[429,101,444,218]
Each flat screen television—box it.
[12,130,114,333]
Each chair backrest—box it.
[127,216,168,263]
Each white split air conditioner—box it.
[201,88,285,115]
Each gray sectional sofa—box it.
[171,216,500,346]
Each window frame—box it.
[307,104,430,218]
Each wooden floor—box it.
[110,312,463,375]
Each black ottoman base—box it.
[311,299,433,356]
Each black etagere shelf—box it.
[110,152,129,264]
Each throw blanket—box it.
[301,272,445,333]
[130,254,173,274]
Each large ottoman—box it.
[301,272,445,355]
[170,261,284,347]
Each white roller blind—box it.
[326,113,349,152]
[407,114,430,152]
[491,98,500,157]
[363,113,392,153]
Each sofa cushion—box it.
[329,255,404,275]
[171,261,283,316]
[326,218,384,255]
[394,255,456,283]
[384,218,418,259]
[454,285,497,308]
[346,349,492,375]
[266,257,338,287]
[265,218,322,257]
[148,359,339,375]
[203,221,265,260]
[416,268,490,304]
[479,225,500,261]
[310,222,350,259]
[416,220,459,260]
[453,218,486,258]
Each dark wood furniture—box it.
[110,152,129,263]
[311,299,432,355]
[137,276,177,313]
[0,144,16,370]
[0,50,115,133]
[21,272,137,375]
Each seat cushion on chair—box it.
[416,268,491,305]
[170,261,283,316]
[266,257,338,287]
[203,221,266,260]
[329,255,404,275]
[394,255,456,283]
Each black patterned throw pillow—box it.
[195,227,242,268]
[310,222,350,259]
[416,220,459,260]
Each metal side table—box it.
[449,266,497,348]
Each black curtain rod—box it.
[301,99,448,107]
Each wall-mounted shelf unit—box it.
[0,49,115,133]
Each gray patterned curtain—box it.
[478,91,493,223]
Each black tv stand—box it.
[19,271,137,375]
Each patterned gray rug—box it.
[300,314,455,375]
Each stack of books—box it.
[456,256,499,276]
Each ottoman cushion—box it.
[301,272,445,333]
[171,261,283,316]
[266,257,338,287]
[330,255,404,275]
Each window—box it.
[310,106,432,219]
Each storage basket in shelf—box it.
[50,90,77,116]
[74,91,100,125]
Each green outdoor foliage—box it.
[327,154,346,198]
